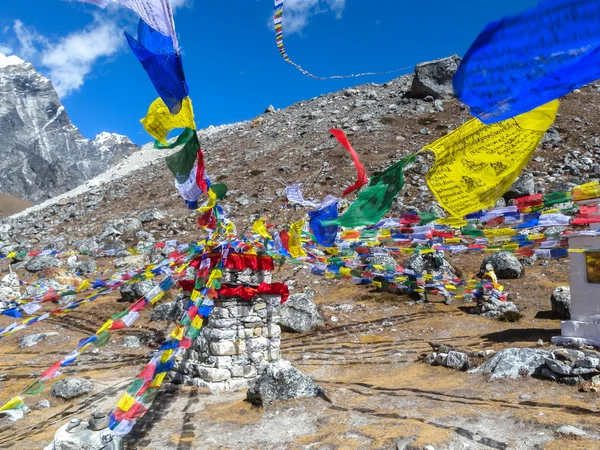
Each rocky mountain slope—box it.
[0,58,139,204]
[2,55,600,247]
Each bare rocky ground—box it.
[1,63,600,449]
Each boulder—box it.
[138,209,166,223]
[20,332,59,348]
[473,348,551,380]
[119,279,158,303]
[75,259,96,274]
[50,377,93,400]
[410,54,461,100]
[445,351,471,370]
[25,256,62,273]
[246,359,325,408]
[405,251,457,277]
[279,289,324,333]
[551,286,571,319]
[76,237,101,253]
[555,425,587,438]
[150,295,187,322]
[367,255,397,268]
[503,173,535,201]
[480,252,523,279]
[122,336,141,348]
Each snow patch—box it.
[0,53,25,69]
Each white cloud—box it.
[170,0,193,10]
[41,20,123,97]
[278,0,346,35]
[1,17,123,97]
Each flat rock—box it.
[20,332,59,348]
[550,286,571,319]
[473,348,551,380]
[556,425,587,437]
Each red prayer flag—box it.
[329,129,368,197]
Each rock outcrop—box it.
[0,59,139,203]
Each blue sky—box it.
[0,0,538,145]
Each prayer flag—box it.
[324,154,415,228]
[330,129,367,197]
[126,19,187,114]
[425,101,559,218]
[454,0,600,123]
[77,0,179,51]
[141,97,195,146]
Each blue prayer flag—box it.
[125,19,188,114]
[454,0,600,123]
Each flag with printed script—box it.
[454,0,600,123]
[126,19,188,114]
[141,97,196,145]
[77,0,179,51]
[323,154,415,228]
[329,129,367,197]
[425,101,559,218]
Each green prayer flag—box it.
[165,132,200,183]
[186,327,200,339]
[140,387,159,404]
[418,211,438,225]
[24,380,44,395]
[126,378,145,395]
[154,128,196,149]
[324,154,415,228]
[93,331,111,348]
[543,191,572,206]
[211,183,228,200]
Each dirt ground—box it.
[0,253,599,450]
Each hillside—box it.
[2,57,600,449]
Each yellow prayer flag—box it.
[372,281,382,288]
[251,218,272,241]
[116,393,136,412]
[97,320,113,334]
[372,264,386,271]
[6,252,16,259]
[170,325,185,341]
[288,220,306,259]
[484,228,516,239]
[425,101,559,217]
[436,217,467,228]
[573,180,600,201]
[0,396,23,412]
[161,349,174,362]
[140,96,196,145]
[527,234,545,241]
[198,188,217,214]
[191,315,203,329]
[444,238,461,244]
[150,292,164,305]
[76,280,91,292]
[339,267,352,276]
[207,269,222,287]
[150,372,167,388]
[324,272,335,279]
[190,290,200,301]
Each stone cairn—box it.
[170,253,282,393]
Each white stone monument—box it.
[553,223,600,347]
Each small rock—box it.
[264,105,275,114]
[25,256,62,273]
[122,336,141,348]
[556,425,587,437]
[36,399,51,409]
[551,286,571,319]
[279,289,324,333]
[138,209,166,223]
[50,377,93,400]
[20,332,59,348]
[247,359,324,408]
[545,358,572,376]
